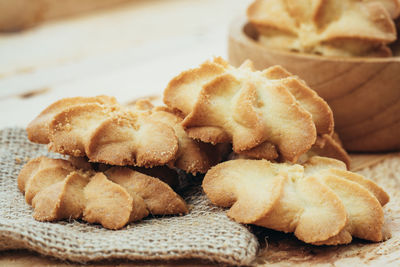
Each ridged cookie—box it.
[27,96,117,144]
[18,157,188,230]
[248,0,399,57]
[164,57,334,162]
[203,156,389,245]
[27,96,178,167]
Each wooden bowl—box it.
[228,15,400,153]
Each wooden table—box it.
[0,1,398,266]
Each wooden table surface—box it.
[0,1,398,266]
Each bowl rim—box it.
[230,15,400,64]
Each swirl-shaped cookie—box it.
[203,156,389,245]
[27,96,178,167]
[18,157,188,230]
[247,0,399,57]
[164,57,334,162]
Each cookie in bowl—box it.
[247,0,400,57]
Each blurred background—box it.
[0,0,252,127]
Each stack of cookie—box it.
[19,58,389,246]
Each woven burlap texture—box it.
[0,128,258,266]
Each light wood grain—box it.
[228,15,400,153]
[0,0,134,31]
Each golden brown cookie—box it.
[27,96,117,144]
[203,156,389,245]
[17,156,90,204]
[261,65,333,135]
[18,156,188,230]
[247,0,399,57]
[83,172,148,230]
[237,63,335,160]
[164,58,333,162]
[33,172,90,222]
[27,96,179,167]
[104,167,188,216]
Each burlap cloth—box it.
[0,128,258,266]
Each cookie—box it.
[83,172,149,229]
[18,157,188,230]
[27,95,117,144]
[27,96,178,167]
[165,57,335,162]
[247,0,399,57]
[203,156,389,245]
[105,167,188,216]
